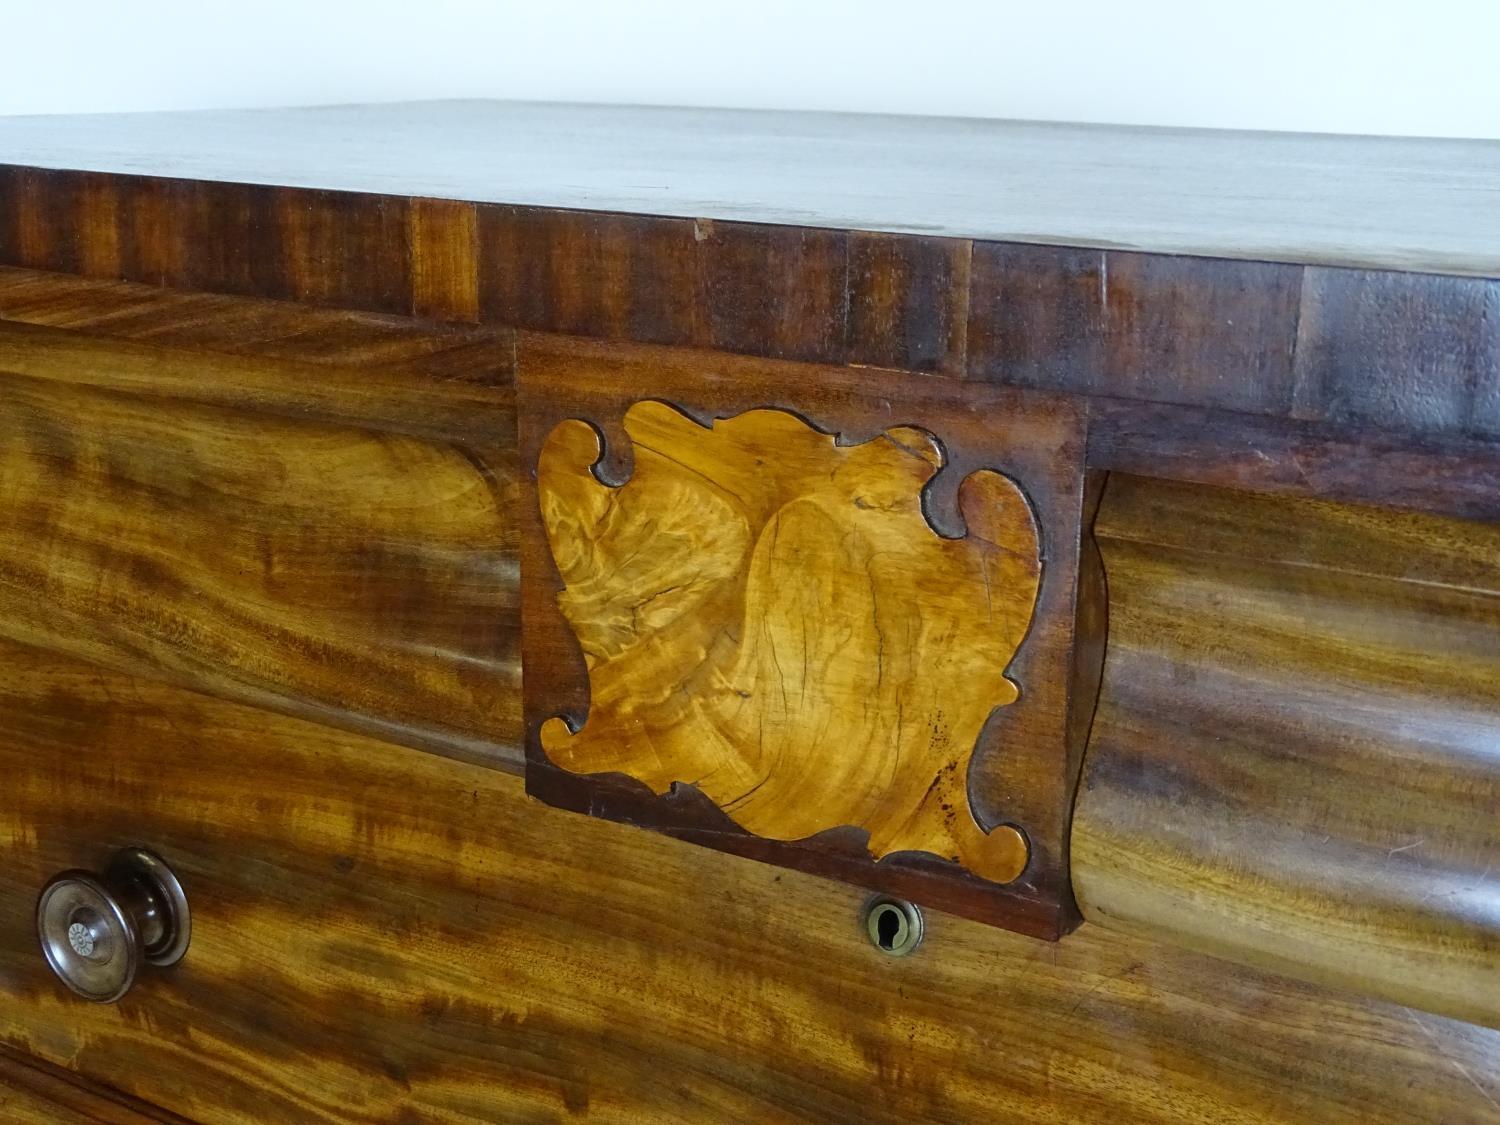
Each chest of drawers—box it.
[0,101,1496,1123]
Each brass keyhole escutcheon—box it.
[865,898,923,956]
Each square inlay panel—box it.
[518,335,1104,938]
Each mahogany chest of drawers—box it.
[0,101,1495,1123]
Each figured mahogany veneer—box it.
[0,265,522,769]
[1,635,1495,1123]
[0,267,1493,1020]
[2,102,1499,1120]
[1076,474,1500,1028]
[0,1044,184,1124]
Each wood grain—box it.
[1072,473,1500,1028]
[537,403,1039,883]
[847,231,970,375]
[3,159,1499,460]
[1087,398,1500,524]
[0,1045,181,1124]
[1293,266,1500,438]
[155,179,285,300]
[965,242,1104,395]
[692,219,848,364]
[0,265,511,388]
[409,197,479,322]
[1,105,1499,1115]
[0,166,85,277]
[1,636,1498,1123]
[968,244,1304,415]
[518,334,1101,937]
[0,268,522,768]
[479,211,960,371]
[278,187,411,313]
[478,205,700,345]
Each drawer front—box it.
[3,636,1499,1123]
[0,267,522,769]
[0,1043,180,1123]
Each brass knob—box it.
[36,848,191,1003]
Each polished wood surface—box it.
[970,246,1500,442]
[3,158,1498,450]
[0,265,513,439]
[0,270,1492,1027]
[1087,399,1500,524]
[0,134,1495,1120]
[0,100,1497,275]
[1,636,1498,1123]
[519,335,1102,937]
[537,403,1039,884]
[0,267,522,768]
[1073,474,1500,1028]
[0,1045,181,1124]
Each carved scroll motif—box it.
[537,402,1041,883]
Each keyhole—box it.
[864,898,923,956]
[876,907,903,949]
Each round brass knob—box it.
[36,848,191,1003]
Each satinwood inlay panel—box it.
[537,402,1039,883]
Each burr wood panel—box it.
[537,403,1039,884]
[2,101,1500,1119]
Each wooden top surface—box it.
[0,100,1495,277]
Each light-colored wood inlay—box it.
[538,402,1040,882]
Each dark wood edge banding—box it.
[2,165,1496,450]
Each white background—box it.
[3,0,1497,139]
